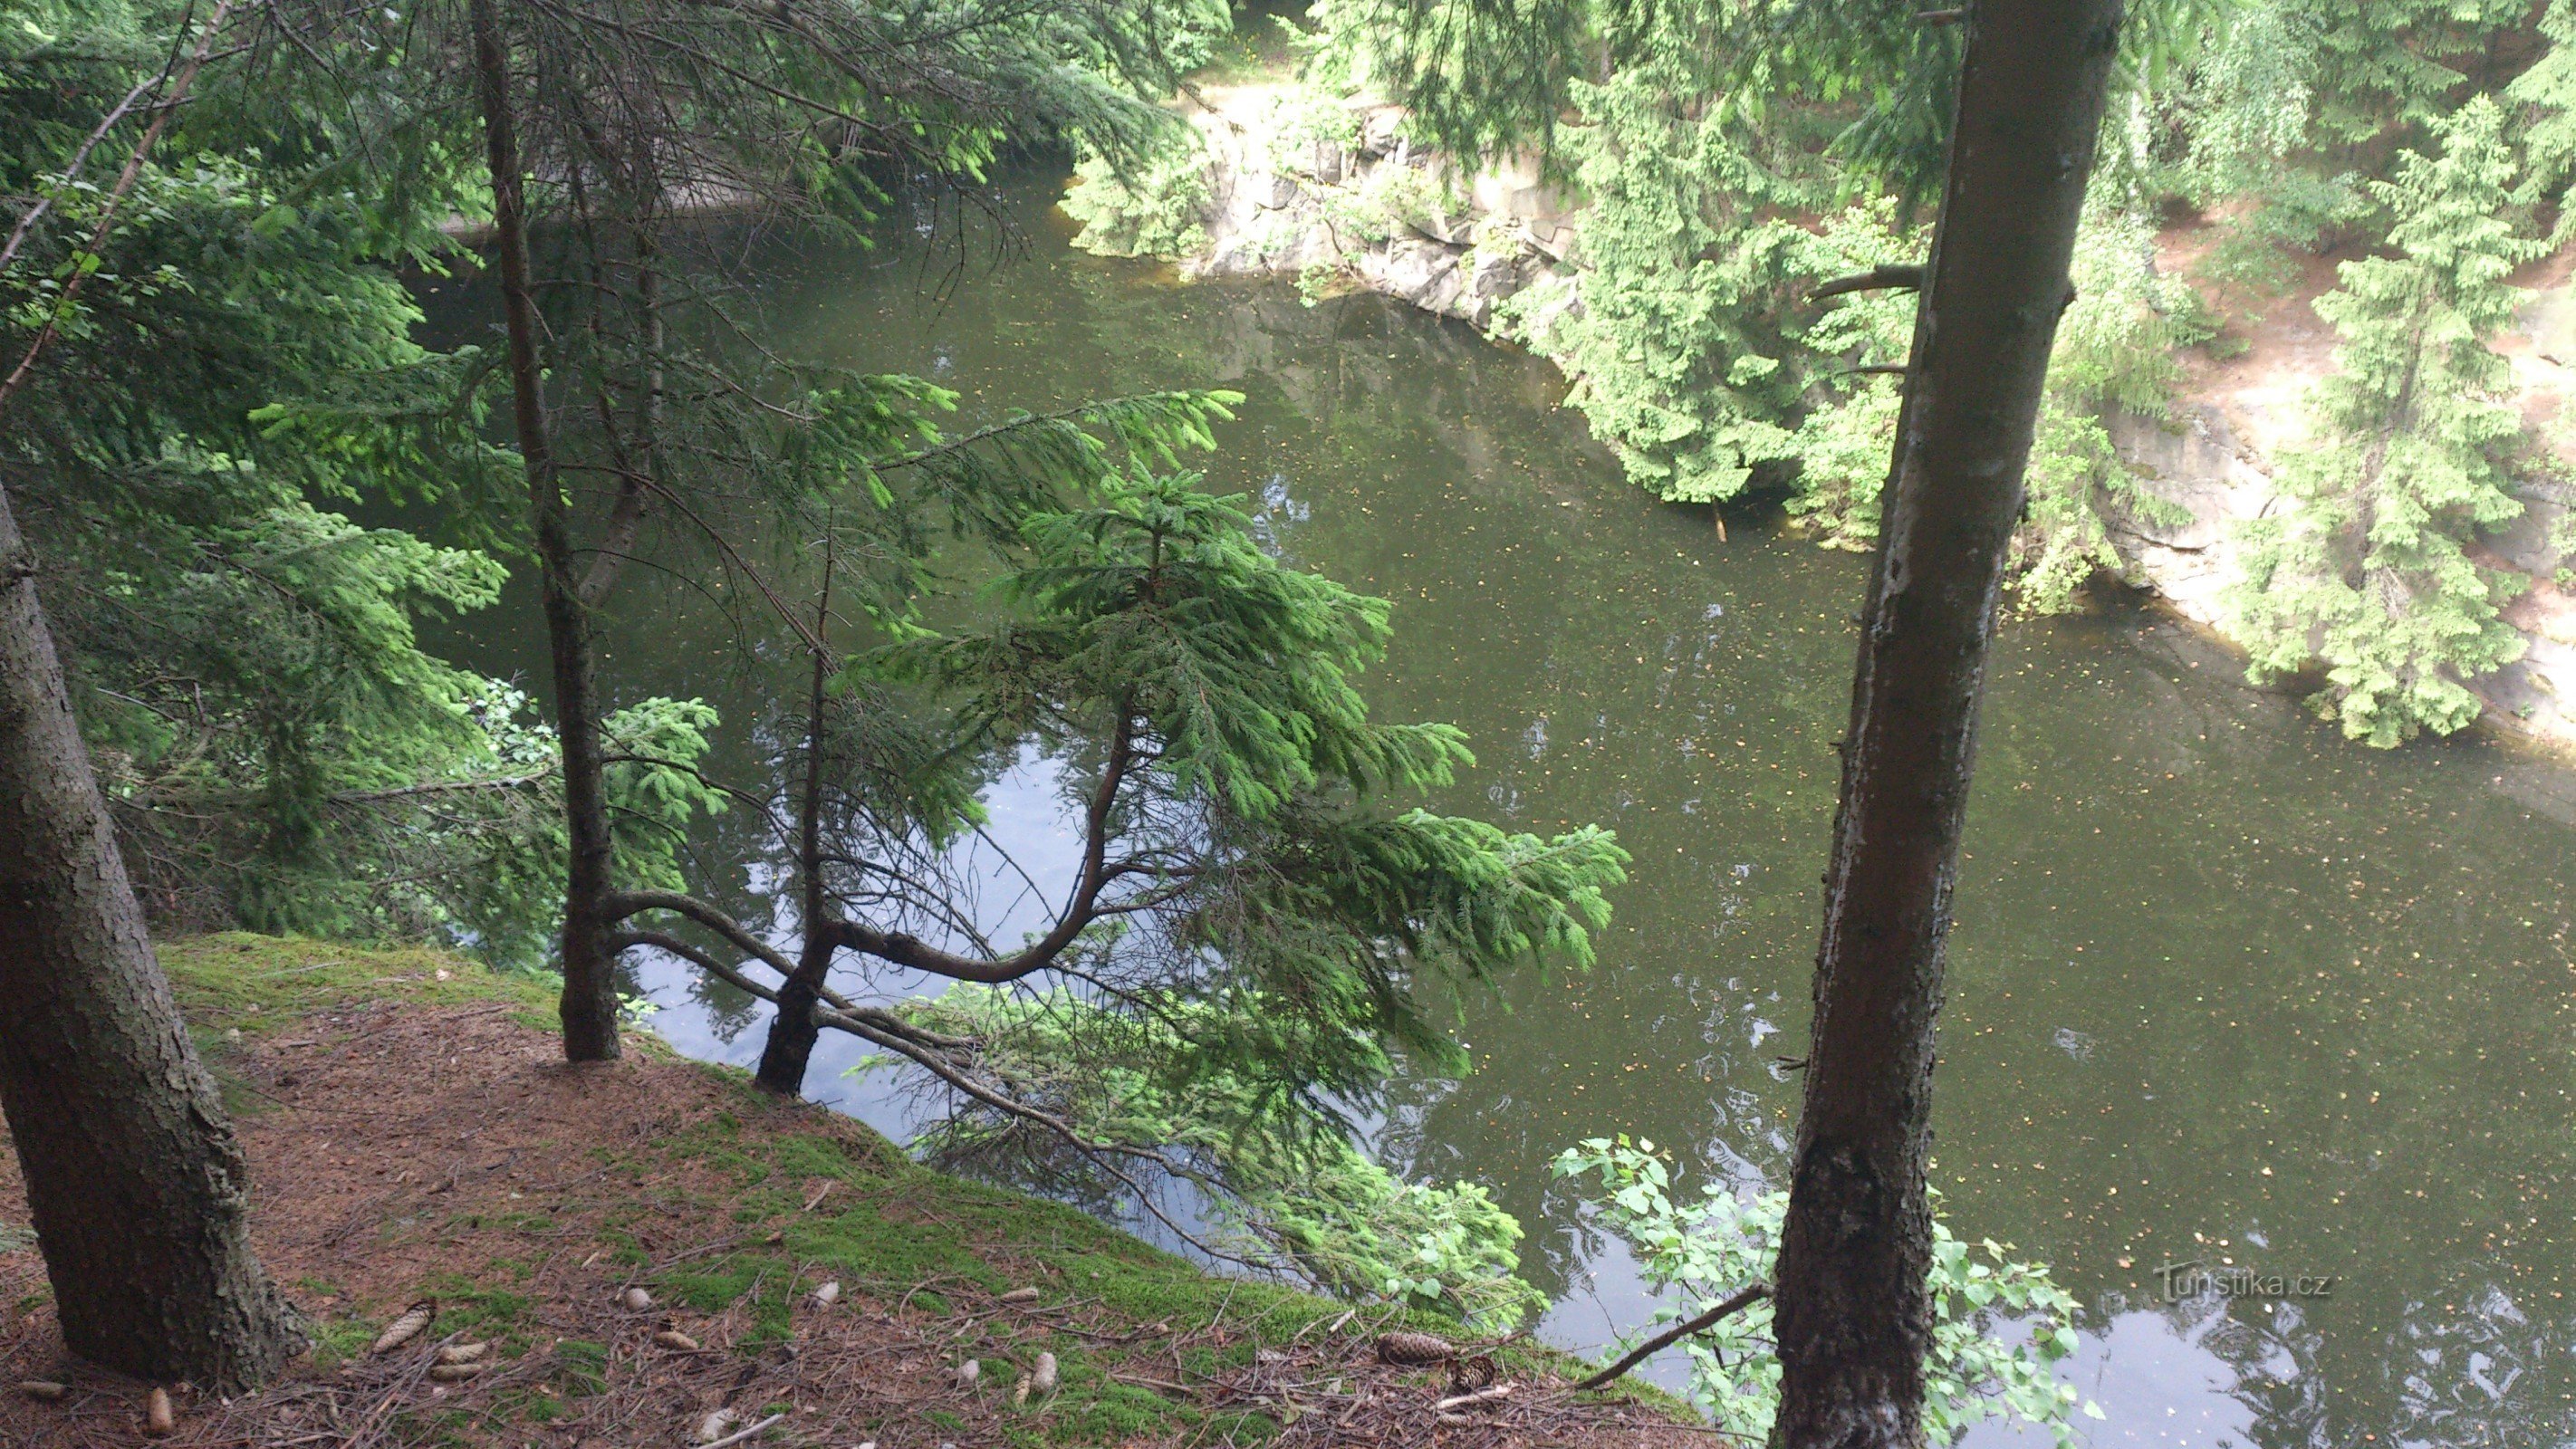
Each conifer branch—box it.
[605,888,798,976]
[0,0,237,417]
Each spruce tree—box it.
[1768,5,2128,1440]
[2509,0,2576,239]
[0,0,307,1389]
[242,0,1238,1058]
[2225,96,2539,747]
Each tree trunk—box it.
[755,590,837,1097]
[1768,5,2124,1447]
[755,942,831,1096]
[470,0,622,1062]
[0,485,303,1391]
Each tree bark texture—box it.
[1768,5,2125,1447]
[0,486,303,1391]
[470,0,623,1061]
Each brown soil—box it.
[0,962,1709,1449]
[2155,206,2353,462]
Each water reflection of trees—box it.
[447,177,2576,1449]
[2087,1271,2576,1449]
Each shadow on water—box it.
[415,176,2576,1447]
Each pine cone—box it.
[1374,1330,1458,1366]
[370,1301,436,1356]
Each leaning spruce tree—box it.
[1770,4,2126,1446]
[0,482,304,1391]
[0,1,303,1391]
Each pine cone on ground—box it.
[1374,1330,1458,1366]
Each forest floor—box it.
[0,935,1706,1449]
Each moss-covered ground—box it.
[0,935,1695,1448]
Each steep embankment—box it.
[1110,82,2576,753]
[0,936,1694,1448]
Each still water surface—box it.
[425,182,2576,1448]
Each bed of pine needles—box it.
[0,936,1714,1449]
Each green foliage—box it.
[1307,0,1967,199]
[1777,208,1918,546]
[2512,0,2576,241]
[1303,0,1593,165]
[0,0,1282,973]
[1784,202,2199,610]
[1495,64,1818,504]
[2282,0,2529,149]
[872,467,1627,1093]
[1283,0,2572,634]
[801,469,1620,1313]
[2007,205,2206,613]
[1299,1,2210,601]
[0,18,569,944]
[599,696,727,890]
[2224,97,2540,745]
[1555,1138,2100,1446]
[1063,124,1216,260]
[892,985,1545,1329]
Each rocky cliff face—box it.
[1114,82,2576,754]
[1169,83,1581,333]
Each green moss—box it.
[159,933,555,1037]
[146,934,1685,1444]
[305,1311,378,1368]
[552,1339,610,1397]
[424,1280,535,1340]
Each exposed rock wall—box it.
[1130,83,2576,753]
[1175,83,1579,333]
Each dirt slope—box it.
[0,936,1701,1449]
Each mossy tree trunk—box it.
[1769,5,2125,1446]
[0,485,303,1392]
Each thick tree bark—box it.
[0,485,303,1391]
[1768,5,2125,1447]
[471,0,623,1061]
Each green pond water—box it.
[419,180,2576,1448]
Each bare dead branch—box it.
[1569,1282,1772,1393]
